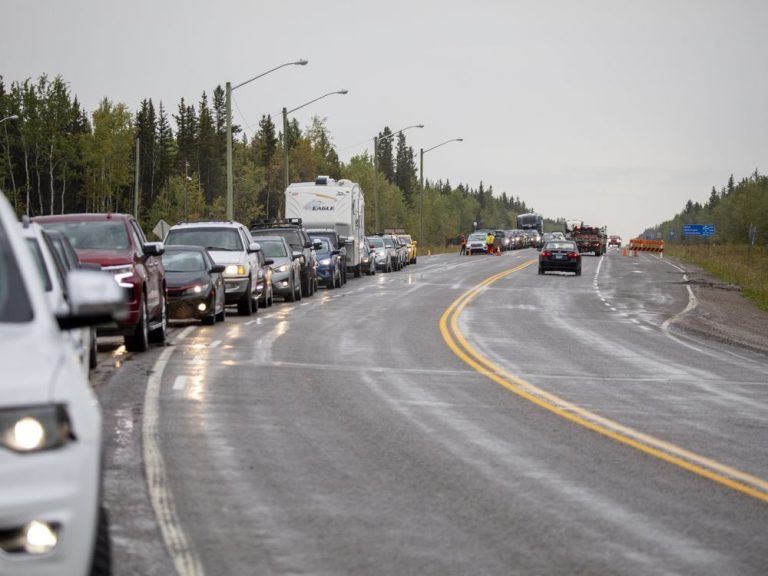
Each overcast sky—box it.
[3,0,767,240]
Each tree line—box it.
[641,171,768,245]
[1,73,546,245]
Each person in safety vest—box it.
[485,231,495,255]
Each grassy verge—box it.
[665,244,768,311]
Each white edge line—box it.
[143,341,205,576]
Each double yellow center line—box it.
[439,259,768,503]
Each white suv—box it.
[164,221,263,316]
[0,192,124,575]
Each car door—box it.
[130,219,163,316]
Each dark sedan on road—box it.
[313,236,343,289]
[538,240,582,276]
[163,245,226,324]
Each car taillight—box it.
[567,251,579,258]
[541,250,552,257]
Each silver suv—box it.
[164,221,263,316]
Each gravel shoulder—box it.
[666,257,768,356]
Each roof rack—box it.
[250,217,303,229]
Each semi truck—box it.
[285,176,366,278]
[517,213,544,235]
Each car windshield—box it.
[469,233,486,240]
[399,236,411,244]
[166,228,243,251]
[254,229,303,249]
[258,240,288,258]
[42,220,130,250]
[163,251,206,272]
[0,223,34,323]
[368,237,384,247]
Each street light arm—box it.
[378,123,425,143]
[0,115,19,125]
[232,59,308,91]
[286,89,348,115]
[423,138,463,155]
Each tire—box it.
[576,266,582,276]
[238,280,253,316]
[89,329,98,370]
[538,266,544,275]
[89,505,112,576]
[148,295,167,344]
[301,272,310,298]
[124,298,149,352]
[215,301,226,322]
[354,265,361,278]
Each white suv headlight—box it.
[224,264,246,276]
[0,405,72,453]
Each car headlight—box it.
[0,405,72,453]
[104,264,134,288]
[275,264,289,273]
[182,284,206,296]
[319,258,331,266]
[224,264,246,276]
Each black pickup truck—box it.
[250,218,319,297]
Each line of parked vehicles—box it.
[0,175,425,575]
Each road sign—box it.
[153,219,170,240]
[683,224,715,237]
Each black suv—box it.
[250,218,319,298]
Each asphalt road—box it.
[96,247,768,576]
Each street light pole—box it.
[372,124,424,232]
[282,89,348,209]
[225,59,308,220]
[419,138,463,249]
[0,115,19,125]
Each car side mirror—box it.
[313,240,323,249]
[210,265,226,274]
[143,242,165,257]
[331,250,340,256]
[57,269,128,330]
[264,258,274,266]
[303,241,314,249]
[248,242,261,253]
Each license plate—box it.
[555,254,564,260]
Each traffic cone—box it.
[496,246,501,255]
[623,247,628,257]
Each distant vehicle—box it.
[307,228,348,284]
[1,192,124,576]
[359,242,376,276]
[162,245,227,325]
[368,235,395,272]
[509,229,527,249]
[398,233,417,264]
[539,232,556,250]
[494,230,512,251]
[517,212,544,235]
[252,235,302,302]
[539,240,582,276]
[164,221,262,316]
[285,176,366,278]
[608,235,622,247]
[313,236,343,289]
[380,233,406,270]
[466,231,488,255]
[572,225,607,256]
[523,229,542,248]
[34,212,167,351]
[250,218,319,298]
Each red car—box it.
[34,213,167,351]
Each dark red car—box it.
[34,213,167,351]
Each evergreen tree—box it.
[135,99,157,214]
[155,102,175,193]
[394,132,417,203]
[197,92,219,203]
[256,114,278,167]
[376,127,395,182]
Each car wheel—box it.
[89,505,112,576]
[89,328,98,370]
[149,295,167,344]
[538,266,544,275]
[576,266,582,276]
[354,264,361,278]
[215,300,226,322]
[125,298,149,352]
[238,280,253,316]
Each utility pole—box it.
[225,81,233,220]
[134,138,140,219]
